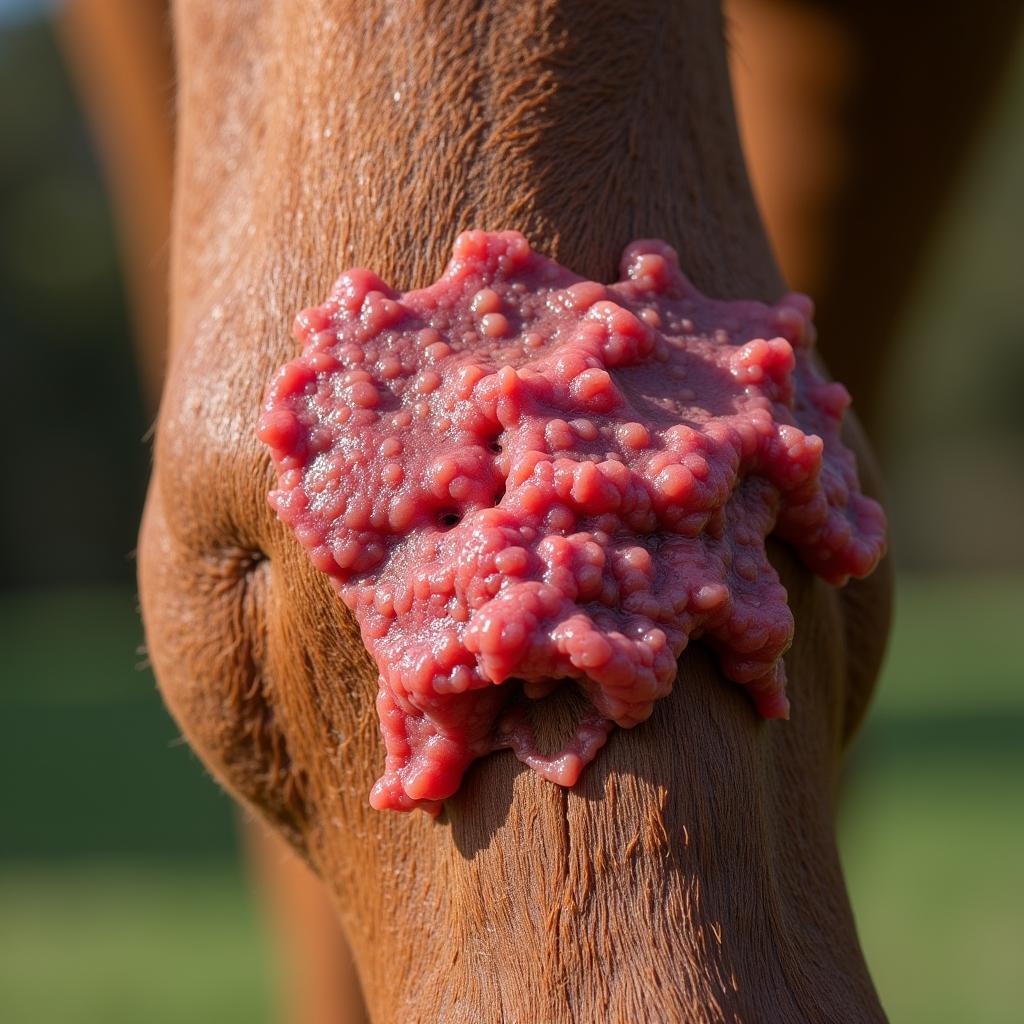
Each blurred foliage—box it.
[879,33,1024,570]
[0,17,148,588]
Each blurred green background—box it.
[1,3,1022,1023]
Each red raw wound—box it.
[259,230,886,812]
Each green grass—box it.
[1,577,1021,1022]
[838,574,1024,1023]
[872,575,1024,716]
[842,758,1024,1024]
[0,586,239,861]
[0,863,274,1024]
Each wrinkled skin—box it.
[133,1,897,1021]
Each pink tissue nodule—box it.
[258,230,886,812]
